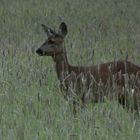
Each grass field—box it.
[0,0,140,139]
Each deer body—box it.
[36,22,140,112]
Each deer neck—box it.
[52,52,70,82]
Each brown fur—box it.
[36,22,140,113]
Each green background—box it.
[0,0,140,139]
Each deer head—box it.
[36,22,67,56]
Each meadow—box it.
[0,0,140,139]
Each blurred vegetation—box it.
[0,0,140,139]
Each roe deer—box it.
[36,22,140,114]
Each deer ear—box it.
[59,22,68,37]
[41,24,55,37]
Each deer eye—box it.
[48,39,55,44]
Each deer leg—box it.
[130,88,140,114]
[72,94,85,116]
[118,86,140,115]
[118,94,126,108]
[73,100,77,115]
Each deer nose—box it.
[36,49,43,55]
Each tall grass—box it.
[0,0,140,139]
